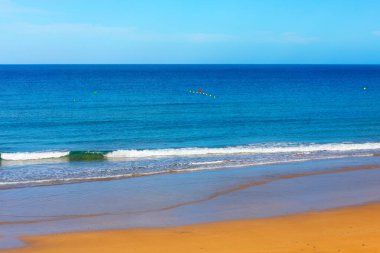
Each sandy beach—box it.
[2,203,379,253]
[2,157,380,252]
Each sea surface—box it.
[1,64,380,188]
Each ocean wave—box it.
[1,142,380,162]
[0,154,374,189]
[190,160,231,165]
[0,151,70,161]
[106,142,380,159]
[0,158,331,187]
[0,151,106,161]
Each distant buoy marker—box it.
[188,88,217,99]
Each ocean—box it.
[1,64,380,189]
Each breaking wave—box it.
[106,142,380,159]
[2,142,380,162]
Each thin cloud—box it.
[114,31,235,43]
[0,22,233,43]
[0,0,43,15]
[180,33,234,43]
[0,22,316,45]
[0,23,136,36]
[372,31,380,36]
[246,31,319,44]
[280,32,319,44]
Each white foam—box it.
[1,151,69,161]
[2,142,380,162]
[190,160,229,165]
[1,153,372,188]
[106,142,380,159]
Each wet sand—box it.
[2,164,380,227]
[2,203,380,253]
[2,156,380,250]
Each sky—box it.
[0,0,380,64]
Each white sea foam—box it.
[1,142,380,162]
[106,142,380,159]
[190,160,230,165]
[1,151,69,161]
[0,154,373,188]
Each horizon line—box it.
[1,63,380,65]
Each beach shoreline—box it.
[2,202,380,253]
[2,156,380,251]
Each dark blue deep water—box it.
[1,65,380,188]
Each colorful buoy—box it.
[188,88,217,99]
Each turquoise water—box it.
[1,65,380,188]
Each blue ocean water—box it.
[1,65,380,188]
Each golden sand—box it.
[3,203,380,253]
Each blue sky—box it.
[1,0,380,64]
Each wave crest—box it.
[106,142,380,159]
[1,151,69,161]
[2,142,380,162]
